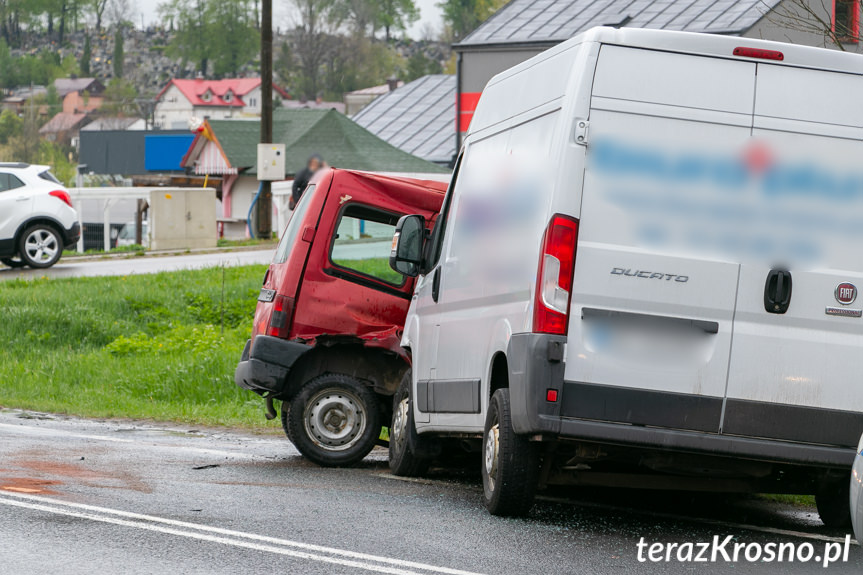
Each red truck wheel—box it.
[288,373,381,467]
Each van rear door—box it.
[563,45,756,434]
[721,64,863,449]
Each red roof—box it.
[156,78,289,108]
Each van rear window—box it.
[330,204,403,286]
[274,184,316,264]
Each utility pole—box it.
[257,0,273,239]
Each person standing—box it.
[291,154,324,209]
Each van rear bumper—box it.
[234,335,310,396]
[507,333,857,469]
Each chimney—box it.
[387,76,399,92]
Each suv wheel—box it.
[482,388,539,517]
[19,224,62,269]
[288,373,381,467]
[1,256,26,268]
[389,369,429,477]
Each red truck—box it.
[235,169,446,466]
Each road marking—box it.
[379,473,859,546]
[0,491,484,575]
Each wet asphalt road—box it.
[0,249,273,281]
[0,410,860,575]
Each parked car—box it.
[853,433,863,541]
[235,169,446,467]
[0,163,80,269]
[116,221,149,248]
[389,27,863,521]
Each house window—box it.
[834,0,860,42]
[224,91,232,102]
[250,97,257,107]
[202,91,212,102]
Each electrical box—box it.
[257,143,286,181]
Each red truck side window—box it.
[330,203,405,287]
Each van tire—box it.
[288,373,381,467]
[482,388,539,517]
[389,369,429,477]
[816,481,852,528]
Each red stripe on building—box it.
[459,92,482,112]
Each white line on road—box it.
[0,491,485,575]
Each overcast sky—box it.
[133,0,444,39]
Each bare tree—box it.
[288,0,344,99]
[764,0,861,50]
[107,0,132,27]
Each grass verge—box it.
[0,264,280,429]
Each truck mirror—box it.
[390,214,425,277]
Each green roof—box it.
[209,109,448,175]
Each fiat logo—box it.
[835,283,857,305]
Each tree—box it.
[102,77,138,115]
[106,0,130,27]
[160,0,258,76]
[438,0,505,42]
[0,109,22,145]
[767,0,863,50]
[375,0,418,41]
[80,33,91,75]
[288,0,344,99]
[113,27,123,77]
[91,0,109,31]
[405,49,441,81]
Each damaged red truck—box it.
[235,169,446,466]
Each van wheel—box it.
[389,369,429,477]
[482,388,539,517]
[19,224,62,269]
[1,256,26,268]
[816,481,852,528]
[279,400,294,443]
[288,373,381,467]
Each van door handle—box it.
[764,269,792,314]
[432,267,441,303]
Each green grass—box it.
[0,265,280,429]
[217,237,278,248]
[333,257,403,285]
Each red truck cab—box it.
[235,168,446,466]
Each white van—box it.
[388,27,863,522]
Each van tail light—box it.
[733,47,784,61]
[533,214,579,335]
[266,295,295,338]
[49,190,73,208]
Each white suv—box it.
[0,163,80,269]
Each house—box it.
[54,77,106,115]
[80,117,147,131]
[352,75,455,166]
[453,0,863,148]
[39,112,92,147]
[1,86,48,115]
[153,78,290,130]
[180,108,449,237]
[282,98,346,114]
[344,80,403,116]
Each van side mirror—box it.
[390,214,425,277]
